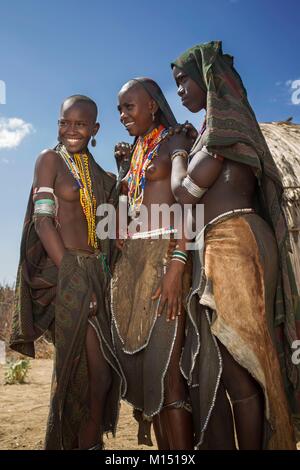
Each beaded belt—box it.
[128,227,178,239]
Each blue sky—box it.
[0,0,299,284]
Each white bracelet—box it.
[171,258,186,265]
[182,175,208,199]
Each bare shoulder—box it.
[33,149,61,184]
[158,138,172,159]
[35,148,60,170]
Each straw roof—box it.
[260,121,300,291]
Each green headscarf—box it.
[171,41,281,179]
[172,41,300,430]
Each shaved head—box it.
[118,80,148,98]
[61,94,98,122]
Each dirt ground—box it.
[0,359,156,450]
[1,358,299,451]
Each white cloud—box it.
[0,116,34,149]
[275,81,282,86]
[286,80,292,87]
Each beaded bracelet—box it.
[171,249,188,265]
[172,250,188,261]
[170,149,189,162]
[172,148,189,155]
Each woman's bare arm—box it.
[32,150,66,268]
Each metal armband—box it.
[182,174,208,199]
[33,198,56,218]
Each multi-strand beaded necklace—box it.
[127,125,168,217]
[57,144,98,249]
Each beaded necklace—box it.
[127,125,168,217]
[57,144,98,249]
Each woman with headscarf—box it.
[111,77,198,449]
[169,41,300,449]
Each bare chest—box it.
[55,158,81,202]
[144,147,171,182]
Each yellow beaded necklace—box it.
[58,145,98,249]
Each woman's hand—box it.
[114,142,132,170]
[168,121,198,140]
[167,121,198,154]
[151,261,185,321]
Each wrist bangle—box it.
[172,250,188,262]
[182,175,208,199]
[171,149,189,162]
[172,148,189,155]
[171,253,188,264]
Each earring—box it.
[152,111,155,122]
[91,136,96,147]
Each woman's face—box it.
[58,102,99,154]
[118,85,158,137]
[173,65,207,113]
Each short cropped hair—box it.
[61,94,98,121]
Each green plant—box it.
[4,359,31,385]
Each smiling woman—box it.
[58,97,99,152]
[112,78,209,450]
[9,94,123,450]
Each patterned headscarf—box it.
[172,41,281,180]
[132,77,177,128]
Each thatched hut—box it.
[260,121,300,292]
